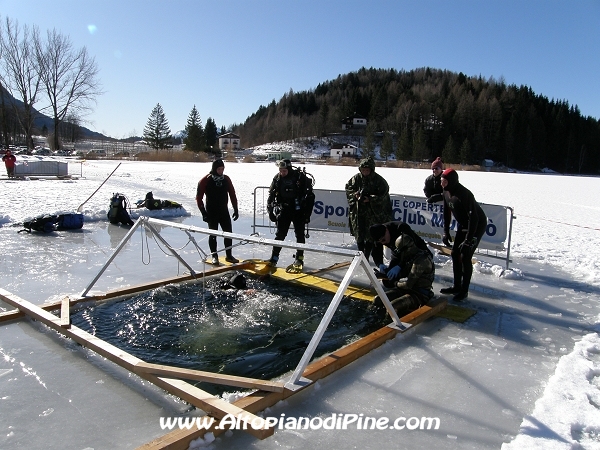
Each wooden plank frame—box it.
[0,287,274,440]
[138,297,447,449]
[0,217,449,447]
[63,217,412,390]
[0,261,252,324]
[0,275,446,447]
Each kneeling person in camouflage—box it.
[369,222,435,317]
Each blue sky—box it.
[1,0,598,138]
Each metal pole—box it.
[286,255,363,389]
[359,253,408,330]
[144,221,197,276]
[80,217,143,297]
[77,162,121,212]
[285,253,410,389]
[505,206,515,269]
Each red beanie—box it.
[441,168,459,187]
[431,157,443,170]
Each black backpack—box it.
[19,215,59,233]
[269,166,316,222]
[107,193,134,225]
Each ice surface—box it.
[1,158,600,449]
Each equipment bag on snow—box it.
[19,214,59,233]
[139,192,182,210]
[57,213,84,230]
[107,193,134,226]
[160,199,182,209]
[144,191,163,210]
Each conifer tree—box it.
[319,99,329,136]
[442,135,457,163]
[395,129,411,161]
[459,138,471,164]
[183,105,205,153]
[412,128,428,161]
[380,131,393,160]
[143,103,172,151]
[362,122,376,158]
[204,117,218,153]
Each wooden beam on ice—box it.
[0,261,252,324]
[135,362,284,393]
[139,297,448,449]
[0,287,273,440]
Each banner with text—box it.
[255,188,509,251]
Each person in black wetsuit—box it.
[196,159,239,265]
[439,168,487,301]
[266,159,315,273]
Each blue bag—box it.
[57,213,84,230]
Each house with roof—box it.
[330,143,358,160]
[341,114,367,131]
[218,132,240,150]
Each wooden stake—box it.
[60,296,70,328]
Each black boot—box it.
[225,252,239,263]
[453,290,469,301]
[440,286,461,294]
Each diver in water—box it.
[218,273,256,297]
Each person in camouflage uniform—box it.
[369,222,435,318]
[345,157,392,267]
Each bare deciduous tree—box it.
[34,27,102,150]
[0,17,40,149]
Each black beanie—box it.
[369,224,387,241]
[211,159,225,174]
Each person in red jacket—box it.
[2,150,16,177]
[196,159,239,265]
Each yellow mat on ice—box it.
[217,258,476,320]
[435,304,477,322]
[221,258,377,302]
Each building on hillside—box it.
[218,132,241,151]
[330,143,358,160]
[341,114,367,131]
[266,150,292,161]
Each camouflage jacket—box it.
[345,171,392,241]
[393,248,435,291]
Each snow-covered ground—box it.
[1,157,600,449]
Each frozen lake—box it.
[1,160,599,449]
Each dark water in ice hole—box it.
[71,273,387,396]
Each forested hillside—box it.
[233,67,600,173]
